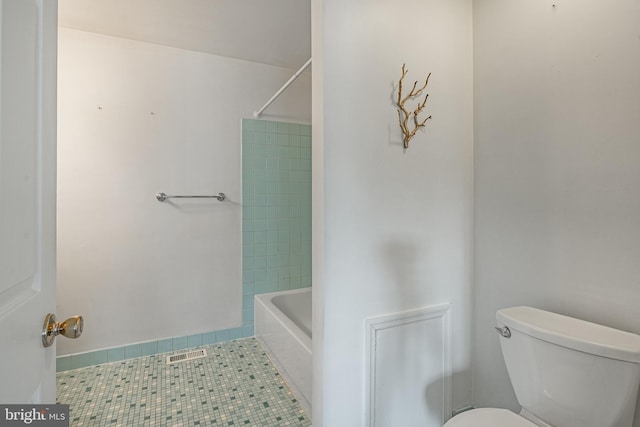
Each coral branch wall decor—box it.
[397,63,432,149]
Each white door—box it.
[0,0,58,403]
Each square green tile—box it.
[107,347,125,362]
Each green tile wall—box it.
[241,118,312,328]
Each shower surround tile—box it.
[242,119,312,327]
[56,338,310,427]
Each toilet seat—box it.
[443,408,537,427]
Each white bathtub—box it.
[254,287,312,415]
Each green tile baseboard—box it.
[56,325,254,372]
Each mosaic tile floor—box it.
[56,338,311,427]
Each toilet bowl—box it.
[444,408,536,427]
[444,306,640,427]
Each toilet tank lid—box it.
[496,306,640,363]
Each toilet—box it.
[445,306,640,427]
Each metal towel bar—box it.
[155,192,226,202]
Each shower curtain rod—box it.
[253,57,312,118]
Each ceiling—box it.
[58,0,311,70]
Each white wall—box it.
[473,0,640,423]
[313,0,474,424]
[57,28,310,355]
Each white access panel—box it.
[365,304,451,427]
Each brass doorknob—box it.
[42,313,84,347]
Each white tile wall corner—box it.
[365,304,452,427]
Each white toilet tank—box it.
[496,306,640,427]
